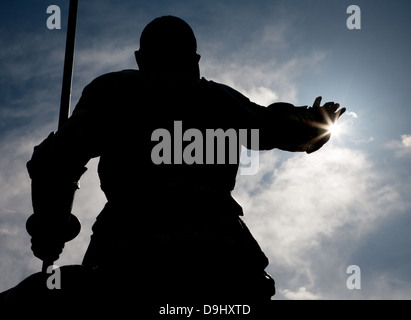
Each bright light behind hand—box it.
[327,122,341,136]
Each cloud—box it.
[202,49,326,106]
[197,4,327,106]
[402,134,411,147]
[0,129,106,292]
[385,134,411,158]
[2,0,411,301]
[0,130,43,291]
[280,286,321,300]
[232,144,406,299]
[197,15,411,299]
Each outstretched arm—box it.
[259,96,345,153]
[212,82,345,153]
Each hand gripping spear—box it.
[26,0,81,273]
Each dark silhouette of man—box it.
[15,16,345,306]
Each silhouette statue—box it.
[1,16,344,309]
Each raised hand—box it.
[306,96,346,153]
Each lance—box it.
[58,0,78,129]
[35,0,80,273]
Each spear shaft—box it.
[42,0,79,273]
[58,0,78,129]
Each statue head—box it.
[135,16,201,81]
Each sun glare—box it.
[328,123,341,136]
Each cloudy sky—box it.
[1,0,411,300]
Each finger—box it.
[313,96,322,108]
[326,103,339,114]
[330,107,346,122]
[334,103,341,113]
[323,102,335,110]
[336,107,346,119]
